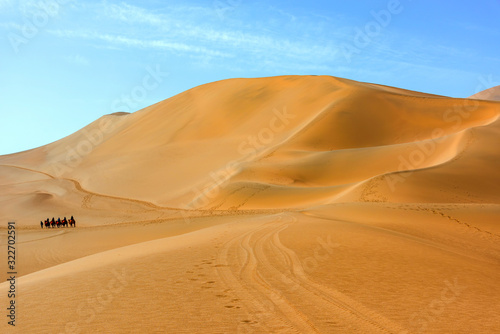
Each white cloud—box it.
[49,29,232,58]
[0,0,13,10]
[0,22,22,30]
[64,54,90,66]
[53,2,341,66]
[103,2,166,26]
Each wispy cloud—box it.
[102,2,167,26]
[63,54,90,66]
[0,0,13,10]
[49,29,233,58]
[268,6,297,22]
[102,2,338,60]
[47,2,341,69]
[37,1,489,82]
[0,21,22,30]
[453,21,500,36]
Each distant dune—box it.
[1,76,499,333]
[470,85,500,101]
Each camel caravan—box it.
[40,216,76,228]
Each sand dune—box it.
[470,85,500,101]
[1,76,500,333]
[1,76,499,221]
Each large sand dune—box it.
[1,76,499,333]
[470,85,500,101]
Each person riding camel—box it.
[70,215,76,227]
[62,217,68,227]
[51,217,56,228]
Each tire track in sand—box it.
[216,215,408,333]
[269,217,407,333]
[216,220,296,333]
[238,219,318,333]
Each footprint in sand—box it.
[82,194,93,209]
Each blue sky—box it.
[0,0,499,155]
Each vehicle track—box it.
[216,221,292,332]
[269,218,407,333]
[238,220,318,333]
[216,214,408,333]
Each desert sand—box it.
[1,76,500,333]
[470,85,500,102]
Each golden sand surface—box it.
[1,76,499,333]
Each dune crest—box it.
[1,76,500,224]
[1,76,500,333]
[470,85,500,101]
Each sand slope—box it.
[1,208,500,333]
[1,76,500,333]
[1,76,499,223]
[470,85,500,101]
